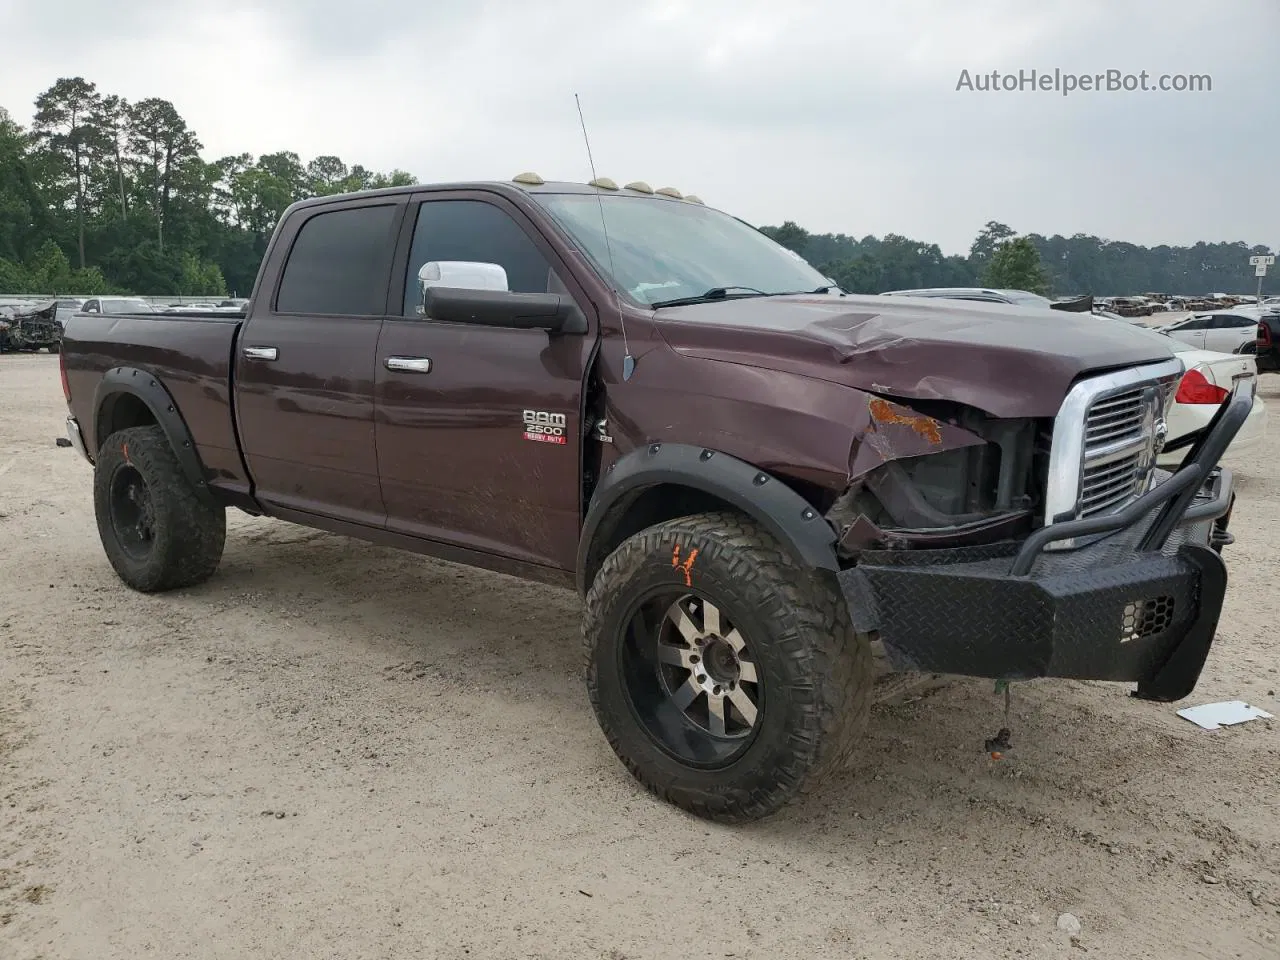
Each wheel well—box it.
[582,483,749,593]
[97,392,158,447]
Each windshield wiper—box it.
[651,284,844,308]
[650,286,770,309]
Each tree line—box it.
[758,221,1274,299]
[0,77,414,298]
[1,77,1273,300]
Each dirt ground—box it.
[1,353,1278,960]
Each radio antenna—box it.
[574,93,634,381]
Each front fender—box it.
[576,442,839,595]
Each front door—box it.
[374,193,596,570]
[234,196,404,527]
[1165,316,1205,349]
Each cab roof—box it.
[286,174,708,212]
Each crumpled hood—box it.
[652,293,1179,418]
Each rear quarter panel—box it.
[62,313,250,496]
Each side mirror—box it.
[421,287,587,334]
[417,260,508,314]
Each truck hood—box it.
[651,293,1179,418]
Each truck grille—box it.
[1043,358,1184,545]
[1079,387,1150,519]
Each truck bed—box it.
[62,312,252,499]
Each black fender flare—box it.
[92,366,216,506]
[575,442,839,595]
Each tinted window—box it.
[402,200,558,316]
[277,204,398,315]
[1213,314,1254,328]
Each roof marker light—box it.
[623,181,654,194]
[683,194,704,205]
[588,177,618,190]
[512,171,544,185]
[655,187,683,198]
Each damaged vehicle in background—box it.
[0,298,63,353]
[59,174,1253,823]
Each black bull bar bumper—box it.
[839,378,1255,703]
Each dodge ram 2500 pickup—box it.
[60,174,1253,823]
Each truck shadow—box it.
[200,520,1229,821]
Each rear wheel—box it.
[93,425,226,592]
[583,511,871,822]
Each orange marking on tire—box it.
[671,544,699,587]
[122,442,131,464]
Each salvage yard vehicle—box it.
[59,175,1254,823]
[1156,340,1266,467]
[1257,307,1280,373]
[1159,308,1264,354]
[74,296,156,316]
[0,298,62,353]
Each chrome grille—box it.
[1079,386,1150,519]
[1043,357,1185,546]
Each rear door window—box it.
[276,204,399,316]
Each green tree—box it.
[968,220,1017,269]
[32,77,103,269]
[759,220,809,254]
[982,236,1051,294]
[90,93,132,220]
[0,106,47,266]
[128,97,200,250]
[178,252,227,296]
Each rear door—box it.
[1205,313,1256,353]
[373,191,597,570]
[233,195,405,527]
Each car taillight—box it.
[1260,323,1273,346]
[59,348,70,403]
[1175,367,1229,404]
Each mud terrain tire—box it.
[583,511,871,822]
[94,425,226,592]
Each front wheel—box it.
[93,425,226,592]
[583,511,871,822]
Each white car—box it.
[1158,338,1266,467]
[1159,308,1261,354]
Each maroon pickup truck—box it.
[60,175,1253,822]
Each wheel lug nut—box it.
[689,655,700,664]
[696,675,706,684]
[713,685,722,696]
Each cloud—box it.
[1,0,1276,254]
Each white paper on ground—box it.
[1176,700,1274,730]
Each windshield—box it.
[532,193,831,307]
[102,299,153,314]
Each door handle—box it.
[385,356,432,373]
[243,346,278,361]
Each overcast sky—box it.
[2,0,1276,256]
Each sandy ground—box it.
[1,353,1278,960]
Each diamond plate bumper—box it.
[838,377,1253,702]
